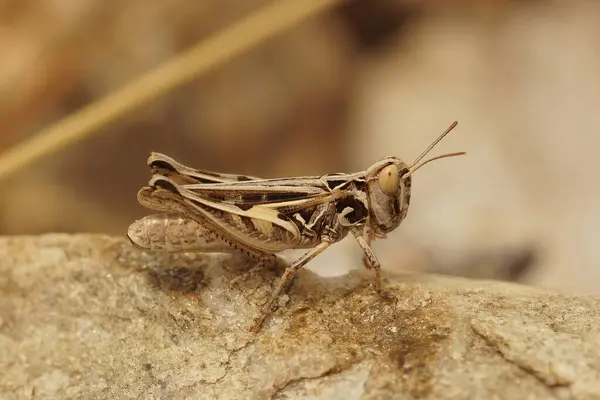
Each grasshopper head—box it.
[366,121,465,235]
[366,158,412,235]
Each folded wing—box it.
[145,174,333,254]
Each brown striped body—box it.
[129,122,464,332]
[137,156,410,257]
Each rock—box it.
[0,234,599,399]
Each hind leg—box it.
[249,239,331,333]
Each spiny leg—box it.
[249,238,331,333]
[351,228,397,302]
[362,226,374,270]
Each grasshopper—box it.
[128,121,465,332]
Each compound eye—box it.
[378,164,400,196]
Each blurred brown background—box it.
[1,0,599,294]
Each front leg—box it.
[249,238,331,333]
[351,227,397,302]
[361,226,374,270]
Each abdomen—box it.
[127,213,238,253]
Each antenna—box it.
[408,121,459,168]
[403,152,466,179]
[403,121,465,179]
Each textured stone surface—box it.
[1,234,599,399]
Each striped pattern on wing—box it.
[148,175,331,253]
[147,152,263,185]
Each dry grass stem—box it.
[0,0,345,182]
